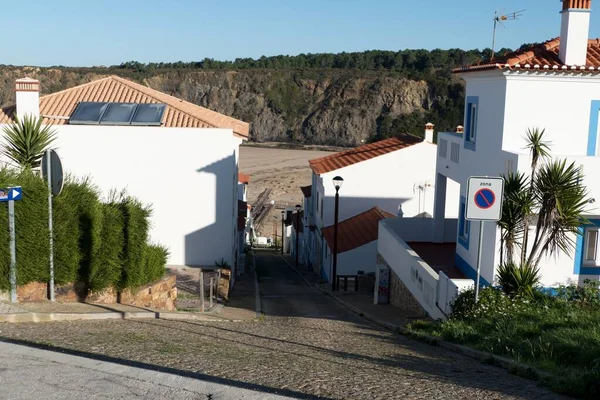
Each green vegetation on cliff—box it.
[0,46,514,146]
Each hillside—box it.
[0,48,506,146]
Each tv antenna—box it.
[491,9,525,60]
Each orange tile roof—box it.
[238,172,250,184]
[322,207,395,254]
[300,185,312,198]
[0,75,249,139]
[454,38,600,74]
[309,135,423,175]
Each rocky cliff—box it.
[0,66,464,146]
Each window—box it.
[458,197,470,250]
[584,229,599,265]
[464,96,479,151]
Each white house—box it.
[303,131,460,280]
[378,0,600,319]
[320,206,395,282]
[0,76,249,271]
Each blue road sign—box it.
[0,187,23,202]
[474,188,496,210]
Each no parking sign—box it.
[466,176,504,221]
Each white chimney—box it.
[15,78,40,121]
[559,0,592,66]
[424,122,434,143]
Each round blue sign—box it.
[475,188,496,209]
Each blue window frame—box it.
[465,96,479,151]
[458,196,470,250]
[587,100,600,156]
[574,219,600,275]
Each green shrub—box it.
[85,202,124,293]
[555,279,600,306]
[144,244,168,283]
[118,197,151,290]
[497,262,541,298]
[0,169,50,287]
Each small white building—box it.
[303,131,460,280]
[378,0,600,319]
[0,76,249,270]
[320,207,395,282]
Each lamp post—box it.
[332,176,344,291]
[281,210,285,255]
[295,204,301,269]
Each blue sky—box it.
[2,0,599,67]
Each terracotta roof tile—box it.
[0,75,249,138]
[322,207,395,254]
[454,38,600,74]
[309,135,422,175]
[300,185,312,198]
[238,172,250,184]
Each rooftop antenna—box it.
[491,9,525,60]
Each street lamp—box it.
[295,204,301,269]
[281,210,285,255]
[332,176,344,291]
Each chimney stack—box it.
[424,122,435,143]
[15,78,40,121]
[455,125,464,134]
[559,0,592,66]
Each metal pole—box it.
[46,150,55,301]
[295,211,300,268]
[199,270,205,312]
[281,215,285,255]
[8,199,16,303]
[332,188,339,292]
[475,220,484,303]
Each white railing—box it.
[378,218,473,320]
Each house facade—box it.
[302,132,460,280]
[0,76,249,270]
[378,0,600,320]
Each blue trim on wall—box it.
[574,219,600,275]
[587,101,600,156]
[455,253,491,286]
[458,196,470,250]
[464,96,479,151]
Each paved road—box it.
[0,340,292,400]
[0,251,565,400]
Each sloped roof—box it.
[322,207,395,254]
[454,38,600,74]
[0,75,249,138]
[300,185,312,198]
[309,135,423,175]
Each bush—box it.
[0,168,167,295]
[497,262,541,298]
[555,279,600,306]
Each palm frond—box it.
[1,115,57,169]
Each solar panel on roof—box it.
[100,103,138,125]
[69,102,108,124]
[131,103,165,126]
[69,102,166,126]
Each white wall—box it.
[378,220,445,319]
[0,124,241,267]
[314,142,459,230]
[320,241,379,281]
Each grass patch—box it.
[408,285,600,399]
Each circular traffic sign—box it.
[474,188,496,209]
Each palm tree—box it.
[520,128,551,264]
[1,115,57,169]
[497,128,590,269]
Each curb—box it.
[278,255,551,382]
[252,250,262,318]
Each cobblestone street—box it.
[0,251,564,399]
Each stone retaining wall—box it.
[387,263,428,317]
[8,275,177,311]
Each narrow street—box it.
[0,250,565,400]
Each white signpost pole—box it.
[8,199,16,303]
[466,176,505,304]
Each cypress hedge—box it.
[0,168,168,295]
